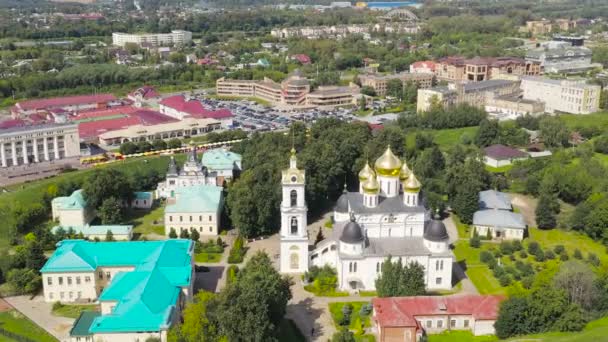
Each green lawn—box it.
[328,302,372,333]
[504,316,608,342]
[454,226,608,294]
[0,310,58,342]
[485,164,513,173]
[194,252,223,263]
[429,330,498,342]
[559,112,608,130]
[452,215,470,239]
[432,127,478,149]
[303,285,349,297]
[52,303,99,319]
[129,204,166,237]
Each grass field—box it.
[195,252,223,263]
[559,112,608,130]
[453,226,608,295]
[453,215,470,239]
[51,303,99,319]
[504,316,608,342]
[432,127,478,149]
[485,164,513,173]
[429,330,498,342]
[129,205,166,237]
[0,310,58,342]
[328,302,372,333]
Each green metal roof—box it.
[165,185,223,213]
[202,149,242,171]
[70,311,101,337]
[42,240,194,334]
[52,189,87,210]
[51,225,133,236]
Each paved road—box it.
[5,295,74,341]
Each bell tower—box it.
[280,148,309,273]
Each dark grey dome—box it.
[424,220,449,242]
[340,217,364,244]
[335,194,349,213]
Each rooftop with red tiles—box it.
[13,94,117,112]
[160,95,233,120]
[372,295,504,328]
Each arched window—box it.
[290,217,298,235]
[440,260,444,270]
[290,253,299,270]
[290,190,297,207]
[349,262,352,272]
[376,262,380,273]
[353,262,357,273]
[436,260,440,270]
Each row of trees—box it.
[168,252,292,342]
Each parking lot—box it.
[199,98,361,132]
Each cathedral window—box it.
[349,262,352,272]
[290,190,298,207]
[440,260,444,270]
[376,262,380,273]
[353,262,357,273]
[290,217,298,235]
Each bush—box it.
[228,236,246,264]
[52,301,64,310]
[527,241,540,255]
[500,241,514,255]
[338,314,351,326]
[342,303,353,316]
[534,250,545,262]
[519,250,528,259]
[509,254,516,262]
[498,274,512,286]
[521,276,534,289]
[227,265,239,285]
[560,251,569,261]
[511,240,523,251]
[469,235,481,248]
[493,266,506,278]
[493,249,502,258]
[480,250,494,264]
[574,249,583,259]
[545,250,555,260]
[587,253,600,266]
[359,303,372,316]
[554,245,565,255]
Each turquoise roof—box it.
[52,189,87,210]
[70,311,101,337]
[165,185,223,213]
[51,225,133,236]
[134,192,153,200]
[202,149,242,171]
[42,239,193,333]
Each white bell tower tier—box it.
[280,148,309,274]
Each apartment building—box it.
[358,72,434,96]
[0,122,80,167]
[521,76,601,114]
[112,30,192,47]
[41,240,194,342]
[435,57,541,82]
[270,22,418,39]
[417,80,520,112]
[525,20,553,36]
[165,185,224,237]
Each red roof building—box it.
[410,61,436,73]
[372,295,504,342]
[292,54,311,65]
[12,94,118,117]
[128,86,160,100]
[159,95,233,122]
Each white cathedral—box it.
[279,146,454,292]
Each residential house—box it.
[473,190,526,241]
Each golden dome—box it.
[403,172,421,193]
[362,174,380,194]
[374,146,402,177]
[399,162,411,181]
[358,162,375,181]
